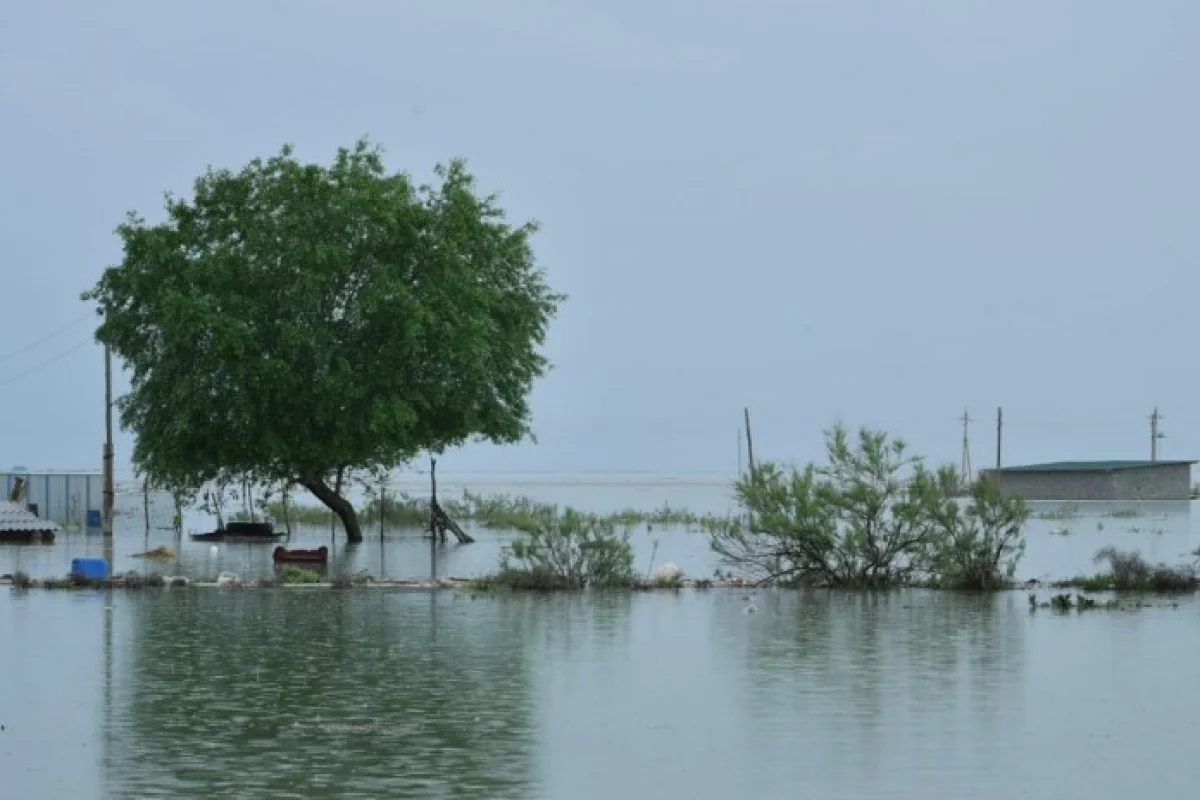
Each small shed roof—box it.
[991,460,1196,473]
[0,502,60,533]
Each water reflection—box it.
[5,588,1200,798]
[104,592,539,799]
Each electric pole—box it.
[743,407,756,475]
[960,409,973,484]
[102,342,114,539]
[995,406,1003,470]
[1150,407,1165,461]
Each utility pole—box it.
[959,409,973,485]
[743,407,756,475]
[102,343,114,540]
[1150,407,1165,461]
[995,406,1003,470]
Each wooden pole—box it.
[743,407,756,474]
[102,344,114,540]
[429,457,438,582]
[379,484,385,543]
[995,407,1003,470]
[142,477,150,536]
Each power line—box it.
[0,338,93,388]
[0,312,93,365]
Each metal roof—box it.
[990,460,1196,473]
[0,502,61,533]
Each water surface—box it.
[2,588,1198,798]
[3,476,1199,582]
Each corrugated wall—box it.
[0,472,103,526]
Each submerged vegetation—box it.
[1036,505,1145,521]
[1028,592,1160,612]
[710,424,1030,590]
[1056,547,1199,592]
[265,490,740,536]
[470,509,637,590]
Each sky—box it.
[2,0,1199,478]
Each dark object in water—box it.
[225,520,275,537]
[0,530,55,545]
[191,530,283,543]
[191,520,280,543]
[273,546,329,565]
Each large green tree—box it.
[84,140,562,542]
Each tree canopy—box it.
[84,140,563,541]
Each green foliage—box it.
[1037,504,1080,521]
[924,476,1029,590]
[486,509,636,590]
[711,423,1029,589]
[82,139,562,541]
[280,566,322,585]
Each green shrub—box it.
[711,424,1028,589]
[1087,547,1198,592]
[280,566,322,585]
[926,477,1028,590]
[489,508,635,589]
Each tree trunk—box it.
[301,475,363,543]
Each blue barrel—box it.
[86,510,102,527]
[70,558,109,580]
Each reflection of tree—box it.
[106,591,538,799]
[730,591,1026,759]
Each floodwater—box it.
[2,473,1199,583]
[4,588,1200,798]
[3,476,1200,798]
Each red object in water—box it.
[272,546,329,565]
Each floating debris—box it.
[131,546,175,560]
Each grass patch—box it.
[280,566,322,585]
[1037,504,1081,521]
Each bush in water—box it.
[489,508,636,590]
[711,423,1029,589]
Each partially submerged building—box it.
[0,470,103,527]
[981,460,1195,502]
[0,501,59,544]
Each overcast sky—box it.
[2,0,1198,477]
